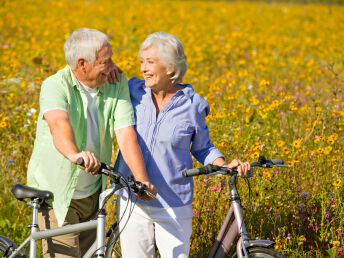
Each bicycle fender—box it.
[246,239,275,248]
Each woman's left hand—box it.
[107,64,123,84]
[222,159,251,177]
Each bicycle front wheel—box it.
[105,225,122,258]
[232,246,285,258]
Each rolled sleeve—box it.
[113,75,135,130]
[39,78,69,116]
[191,102,223,165]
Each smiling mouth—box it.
[144,75,153,80]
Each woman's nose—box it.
[141,62,147,73]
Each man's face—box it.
[84,43,115,88]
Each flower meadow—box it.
[1,0,344,256]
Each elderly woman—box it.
[115,32,250,258]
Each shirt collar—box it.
[176,83,195,99]
[142,81,196,99]
[68,65,106,94]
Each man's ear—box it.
[77,58,87,72]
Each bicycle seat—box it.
[11,184,54,201]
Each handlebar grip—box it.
[77,157,84,166]
[182,164,215,177]
[271,159,284,165]
[182,168,203,177]
[76,157,108,175]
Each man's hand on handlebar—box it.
[72,151,101,176]
[74,156,157,200]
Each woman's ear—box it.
[166,67,175,76]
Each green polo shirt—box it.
[27,66,135,226]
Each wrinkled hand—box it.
[107,64,123,84]
[71,151,101,176]
[136,181,158,201]
[223,159,251,177]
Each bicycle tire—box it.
[0,235,25,257]
[231,246,286,258]
[104,225,122,258]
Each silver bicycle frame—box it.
[209,175,248,258]
[84,183,122,258]
[209,175,274,258]
[9,182,124,258]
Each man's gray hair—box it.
[139,32,187,84]
[64,28,109,70]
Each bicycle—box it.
[182,156,291,258]
[0,158,154,258]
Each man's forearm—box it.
[47,115,100,173]
[50,118,80,162]
[115,126,149,182]
[44,110,80,162]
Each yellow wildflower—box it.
[292,138,303,148]
[277,140,285,147]
[298,235,306,245]
[333,178,341,188]
[333,240,340,247]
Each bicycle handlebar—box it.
[182,156,290,178]
[182,164,237,177]
[76,157,156,199]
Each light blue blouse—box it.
[115,77,223,208]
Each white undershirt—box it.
[73,81,102,199]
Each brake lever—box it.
[271,164,291,168]
[205,171,228,177]
[144,190,157,200]
[127,176,157,200]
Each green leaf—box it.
[326,248,336,258]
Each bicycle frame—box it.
[209,175,275,258]
[9,183,123,258]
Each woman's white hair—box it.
[64,28,109,70]
[139,32,187,84]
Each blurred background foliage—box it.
[0,0,343,256]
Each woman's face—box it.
[140,46,172,89]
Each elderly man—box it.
[27,28,156,257]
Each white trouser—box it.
[117,196,193,258]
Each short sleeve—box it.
[113,74,135,129]
[39,77,68,116]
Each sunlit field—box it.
[1,0,344,256]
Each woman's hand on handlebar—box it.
[225,159,251,177]
[72,151,101,175]
[213,158,251,177]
